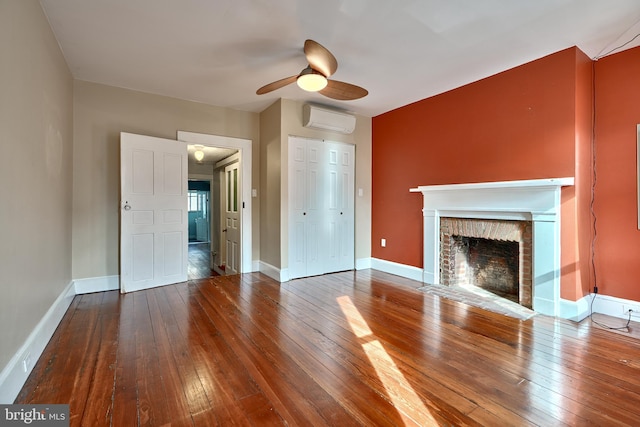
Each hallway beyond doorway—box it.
[188,242,218,280]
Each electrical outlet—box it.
[22,352,31,373]
[623,304,640,317]
[381,238,386,247]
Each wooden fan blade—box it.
[319,79,368,101]
[256,75,297,95]
[304,39,338,77]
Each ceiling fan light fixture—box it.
[255,40,367,100]
[297,68,327,92]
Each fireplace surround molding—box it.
[410,178,574,317]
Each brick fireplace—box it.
[439,217,533,308]
[410,178,574,317]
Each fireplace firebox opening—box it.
[440,217,532,309]
[450,236,519,303]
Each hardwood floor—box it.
[15,270,640,426]
[188,242,217,280]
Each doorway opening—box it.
[181,131,252,278]
[188,181,210,243]
[187,179,215,279]
[187,146,237,279]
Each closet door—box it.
[326,142,355,272]
[289,137,325,279]
[288,137,355,280]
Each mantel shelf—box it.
[410,177,574,194]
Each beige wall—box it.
[73,81,260,279]
[0,2,372,381]
[259,99,372,271]
[0,0,73,372]
[259,100,283,268]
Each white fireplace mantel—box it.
[410,178,574,317]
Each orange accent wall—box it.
[592,47,640,301]
[372,47,593,300]
[561,48,594,301]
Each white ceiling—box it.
[39,0,640,118]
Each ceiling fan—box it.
[256,39,368,101]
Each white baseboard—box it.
[371,258,424,282]
[261,259,372,282]
[590,293,640,321]
[74,275,119,294]
[355,257,372,270]
[251,260,260,272]
[258,261,287,282]
[0,280,76,404]
[559,295,590,322]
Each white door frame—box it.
[178,131,253,273]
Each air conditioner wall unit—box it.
[302,104,356,134]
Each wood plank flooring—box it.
[188,242,217,280]
[15,269,640,426]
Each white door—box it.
[326,142,355,272]
[289,137,325,279]
[288,137,354,280]
[224,161,241,275]
[120,132,188,293]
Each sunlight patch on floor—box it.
[337,295,439,426]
